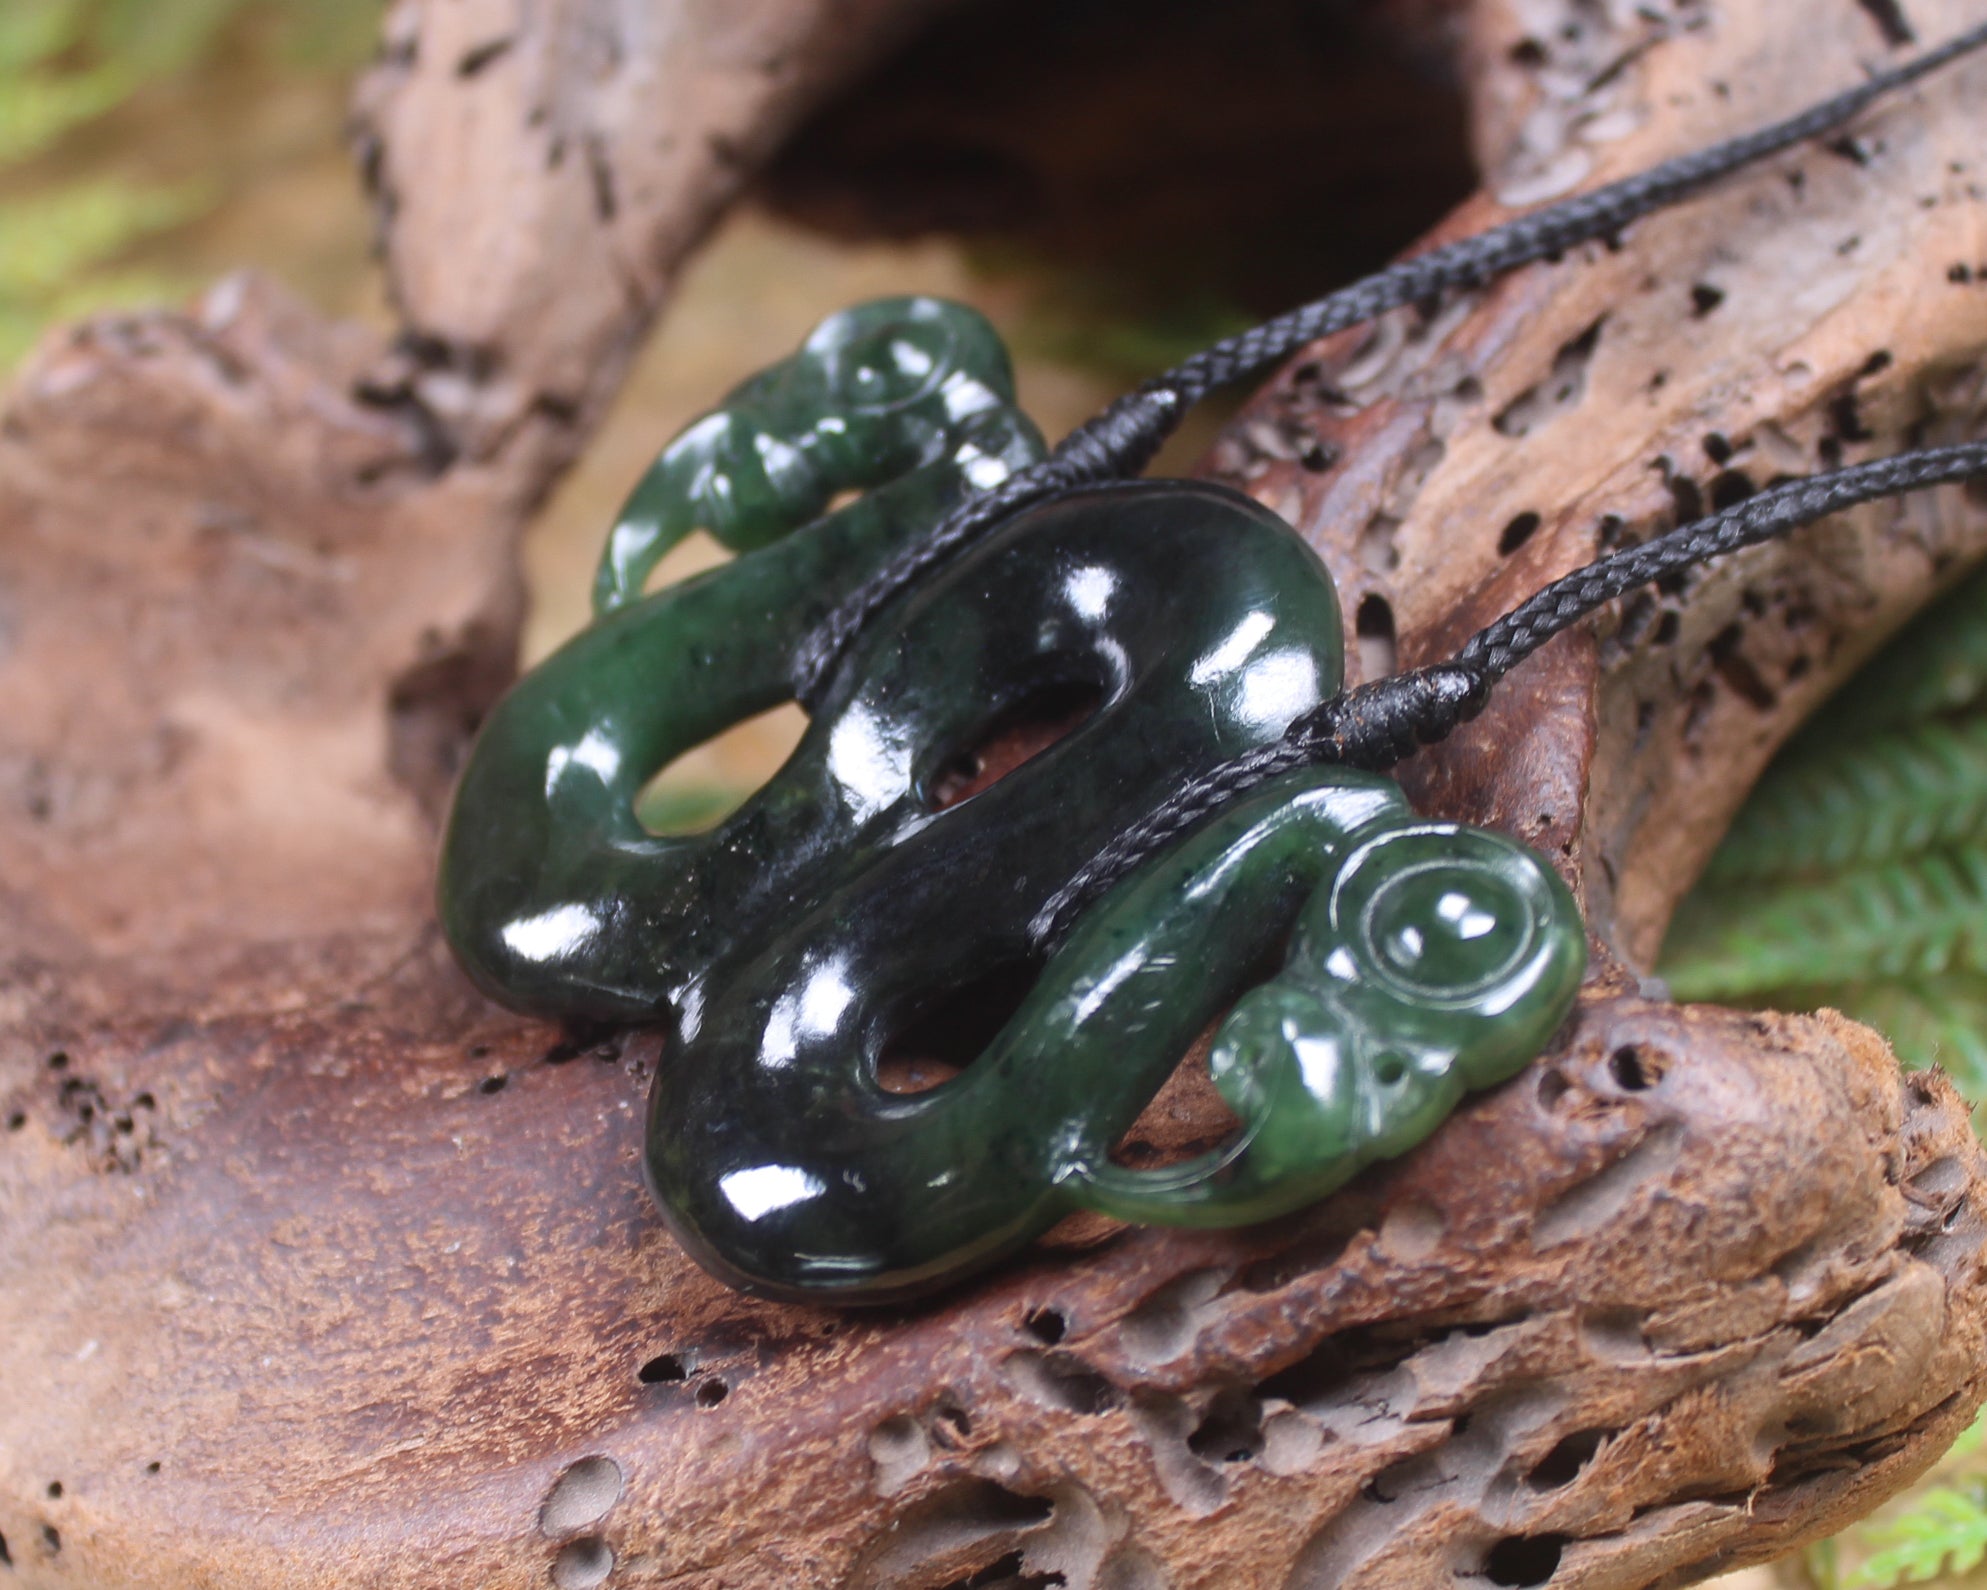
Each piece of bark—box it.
[350,0,970,494]
[2,3,1987,1589]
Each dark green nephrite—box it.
[438,297,1587,1303]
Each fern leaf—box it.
[1665,848,1987,1001]
[1846,1480,1987,1588]
[1797,561,1987,740]
[1705,718,1987,883]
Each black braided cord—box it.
[789,19,1987,708]
[1026,443,1987,949]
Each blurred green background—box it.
[2,5,1981,1586]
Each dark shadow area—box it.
[761,0,1474,373]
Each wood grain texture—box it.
[2,1,1986,1586]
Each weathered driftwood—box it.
[1,1,1985,1587]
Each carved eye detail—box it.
[816,315,958,414]
[1331,826,1567,1012]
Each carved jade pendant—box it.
[438,297,1586,1302]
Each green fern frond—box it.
[1797,561,1987,740]
[1667,847,1987,1000]
[1845,1479,1987,1588]
[1704,718,1987,884]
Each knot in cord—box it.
[1287,662,1492,771]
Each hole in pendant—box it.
[927,679,1103,811]
[635,527,730,599]
[877,958,1044,1094]
[1107,1018,1246,1171]
[1105,917,1298,1172]
[634,702,806,835]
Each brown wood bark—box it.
[2,2,1986,1588]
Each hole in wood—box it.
[1498,511,1542,556]
[1527,1429,1609,1489]
[540,1457,623,1537]
[1187,1391,1264,1463]
[1022,1307,1066,1345]
[1609,1045,1661,1091]
[1484,1534,1567,1587]
[550,1537,613,1590]
[937,1549,1063,1590]
[1354,593,1396,679]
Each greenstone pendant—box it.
[438,297,1587,1302]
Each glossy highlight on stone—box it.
[437,297,1587,1303]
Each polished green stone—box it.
[437,296,1587,1304]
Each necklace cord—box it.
[790,20,1987,709]
[1027,443,1987,947]
[774,22,1987,950]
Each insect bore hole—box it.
[1498,511,1542,556]
[1022,1306,1066,1345]
[1609,1045,1663,1091]
[1355,594,1396,679]
[1485,1534,1568,1587]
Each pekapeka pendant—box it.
[438,297,1587,1303]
